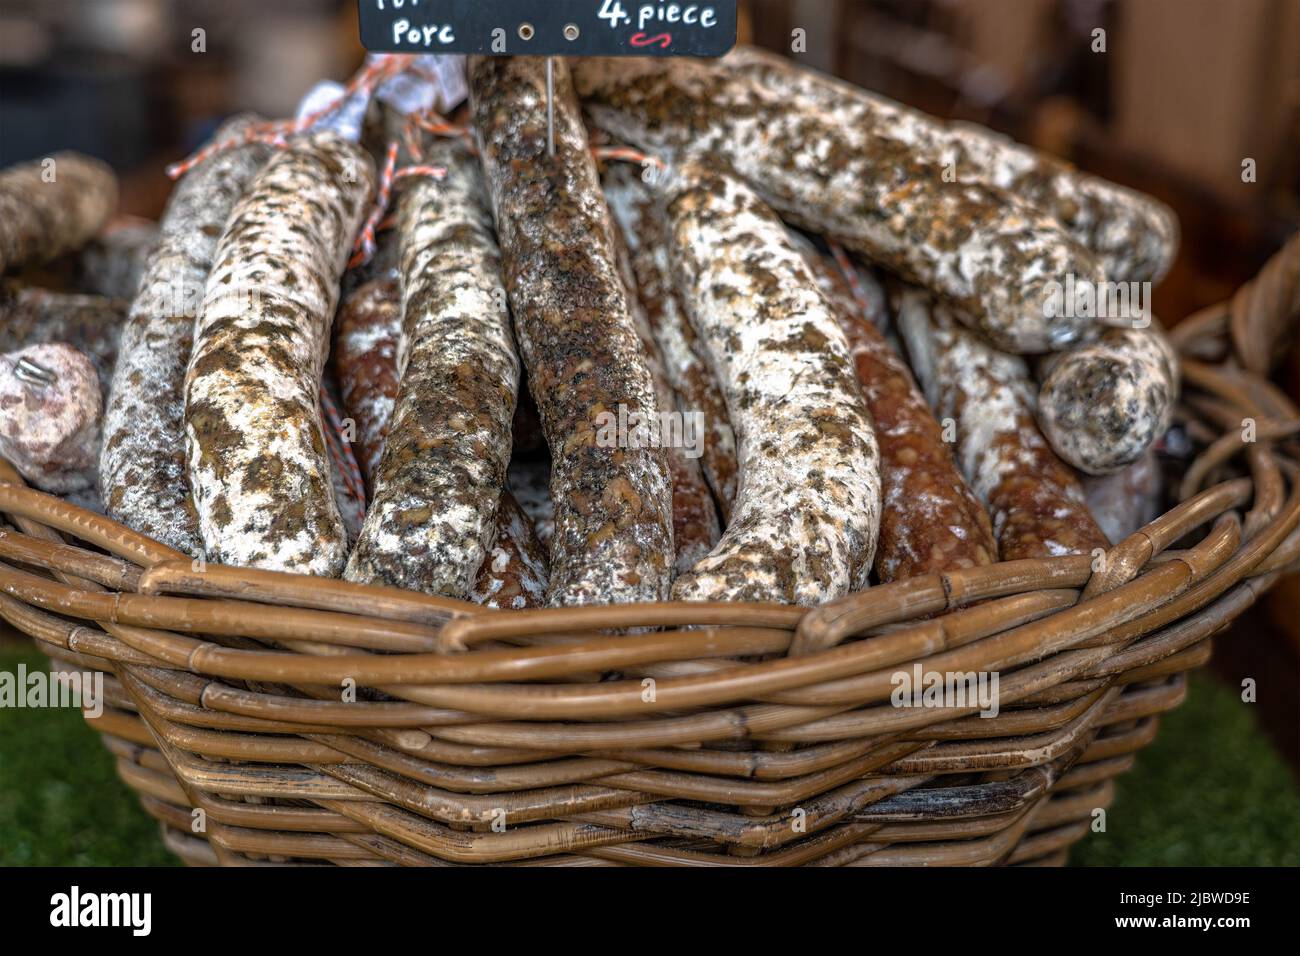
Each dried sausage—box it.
[573,57,1104,354]
[896,286,1109,560]
[470,56,674,606]
[0,343,100,493]
[185,131,375,575]
[0,152,117,274]
[799,241,995,581]
[344,137,519,597]
[664,160,880,605]
[101,115,272,556]
[722,47,1179,283]
[603,164,739,518]
[1036,325,1179,475]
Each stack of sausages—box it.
[0,49,1184,613]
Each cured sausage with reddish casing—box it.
[333,235,401,493]
[472,490,550,610]
[470,56,674,607]
[0,152,118,275]
[572,57,1105,355]
[345,136,520,597]
[185,131,375,576]
[101,114,272,557]
[798,242,996,582]
[895,286,1109,561]
[663,159,881,606]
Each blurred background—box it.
[0,0,1297,865]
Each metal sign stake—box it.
[546,56,556,157]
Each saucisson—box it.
[0,152,117,275]
[0,283,125,390]
[1036,325,1179,475]
[185,131,375,575]
[1083,447,1164,545]
[345,136,520,597]
[799,241,996,581]
[608,198,721,577]
[572,57,1104,354]
[0,343,101,493]
[471,490,550,610]
[470,56,674,606]
[722,47,1179,284]
[603,163,739,519]
[664,159,881,605]
[333,267,402,491]
[895,286,1109,561]
[69,218,160,300]
[101,115,272,557]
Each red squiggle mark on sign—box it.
[630,32,672,49]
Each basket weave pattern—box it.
[3,320,1298,866]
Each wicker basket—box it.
[3,255,1299,867]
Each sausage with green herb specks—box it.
[1036,324,1179,475]
[345,137,519,597]
[722,47,1178,284]
[185,131,375,575]
[799,243,995,582]
[101,115,272,557]
[664,160,880,605]
[895,286,1108,560]
[603,164,738,519]
[0,152,117,275]
[470,56,674,606]
[572,57,1103,354]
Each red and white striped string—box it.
[592,145,667,174]
[346,126,449,270]
[829,241,874,316]
[319,384,367,513]
[166,54,409,181]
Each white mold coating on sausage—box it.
[1036,325,1179,475]
[603,164,740,520]
[345,137,519,597]
[185,131,375,575]
[665,161,881,606]
[0,152,118,274]
[722,47,1179,284]
[573,56,1104,355]
[101,115,271,556]
[896,287,1108,560]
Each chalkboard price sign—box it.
[359,0,738,57]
